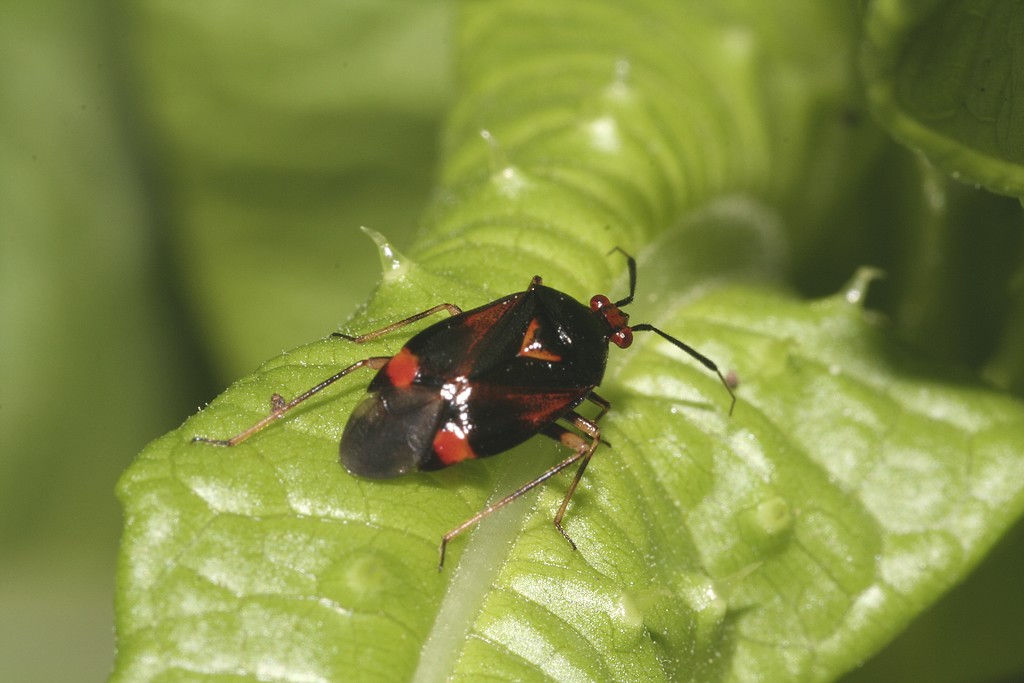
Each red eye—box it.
[590,294,610,311]
[611,328,633,348]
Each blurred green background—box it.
[2,1,448,680]
[3,0,1023,681]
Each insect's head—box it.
[590,294,633,349]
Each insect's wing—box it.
[465,384,592,455]
[399,291,526,380]
[340,386,445,479]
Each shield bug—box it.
[194,249,735,568]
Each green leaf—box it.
[112,1,1024,681]
[863,0,1024,195]
[114,251,1024,681]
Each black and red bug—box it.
[194,249,735,568]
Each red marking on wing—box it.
[460,297,516,335]
[432,426,477,466]
[385,348,420,388]
[517,318,562,362]
[516,390,586,427]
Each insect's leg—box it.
[192,356,390,447]
[585,391,611,422]
[437,430,595,571]
[550,413,601,548]
[436,414,602,570]
[332,303,462,344]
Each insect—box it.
[194,249,735,569]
